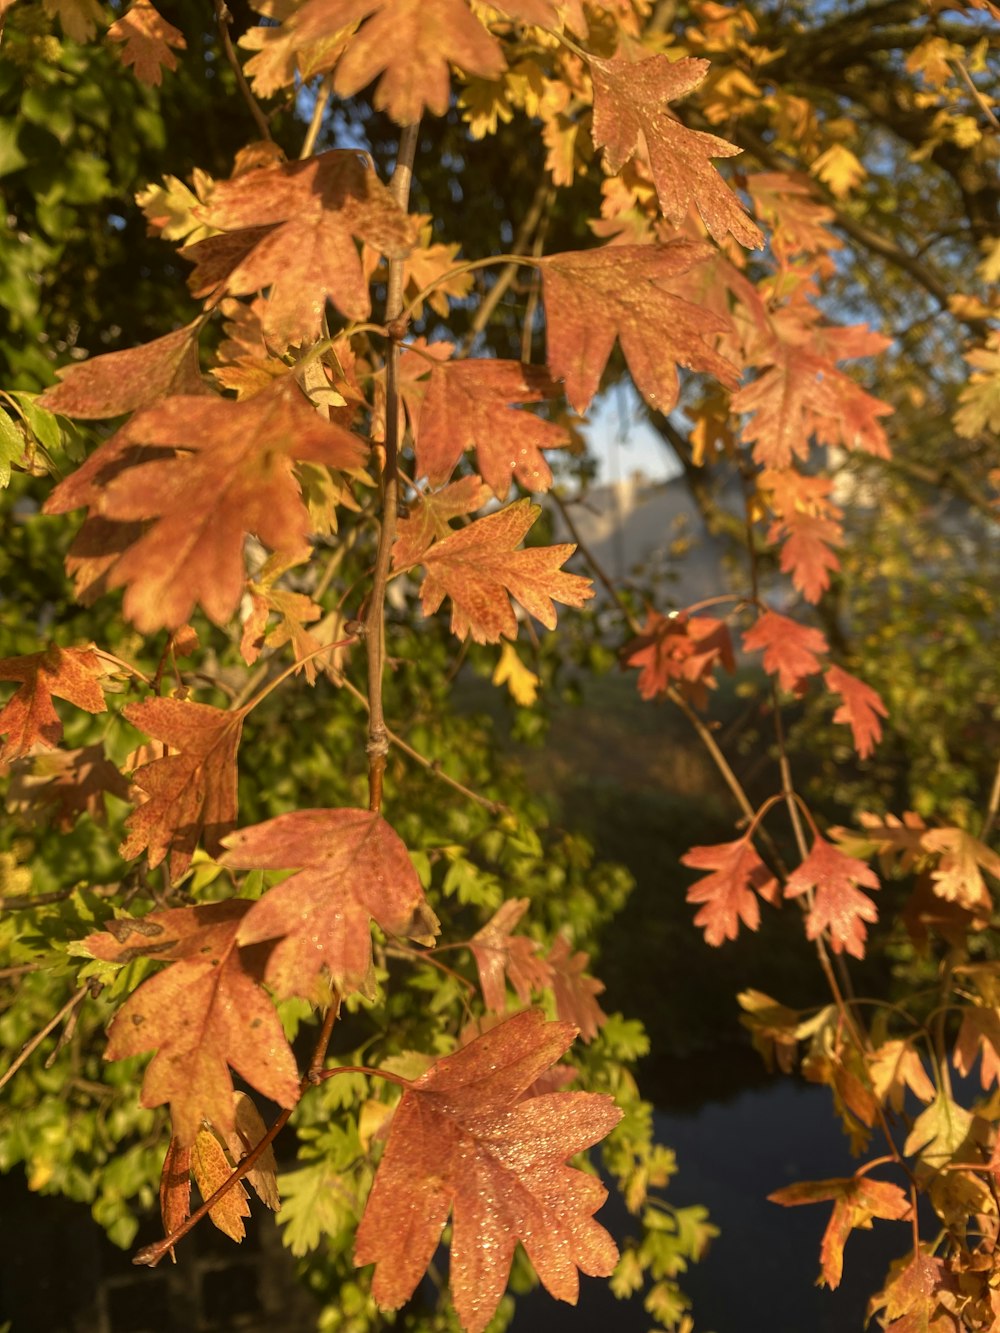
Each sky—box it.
[581,385,685,486]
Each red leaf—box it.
[470,899,553,1013]
[824,665,887,759]
[413,358,569,499]
[291,0,506,125]
[539,242,738,413]
[784,835,880,959]
[589,53,763,249]
[0,644,113,762]
[742,609,829,693]
[120,697,244,881]
[198,151,417,345]
[107,0,186,85]
[45,379,367,632]
[159,1137,192,1261]
[38,322,203,418]
[546,934,607,1043]
[418,498,593,644]
[86,902,300,1147]
[768,1175,910,1289]
[353,1009,621,1333]
[623,609,735,708]
[221,808,440,1000]
[681,838,779,946]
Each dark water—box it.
[515,1077,905,1333]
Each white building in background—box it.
[550,471,744,610]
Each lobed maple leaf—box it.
[470,899,553,1012]
[734,347,891,471]
[589,54,763,249]
[623,608,734,709]
[353,1009,622,1333]
[196,151,417,345]
[768,1175,911,1289]
[868,1040,936,1111]
[394,477,490,570]
[418,498,593,644]
[921,827,1000,916]
[769,509,843,604]
[824,665,887,759]
[681,837,779,946]
[742,609,829,694]
[5,743,130,830]
[290,0,506,125]
[784,835,880,959]
[38,321,204,419]
[412,357,569,500]
[869,1249,958,1333]
[953,1007,1000,1090]
[221,808,440,1001]
[0,644,114,762]
[546,934,607,1043]
[747,172,839,265]
[539,242,738,413]
[107,0,187,86]
[85,902,300,1147]
[45,379,368,632]
[120,696,244,881]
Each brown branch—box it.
[365,122,420,814]
[212,0,272,143]
[300,77,332,159]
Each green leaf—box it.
[0,412,24,486]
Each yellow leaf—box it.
[492,640,539,707]
[811,144,866,200]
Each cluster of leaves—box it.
[0,0,998,1330]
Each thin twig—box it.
[364,121,420,814]
[948,57,1000,132]
[980,756,1000,842]
[212,0,272,142]
[134,993,342,1267]
[300,78,332,159]
[339,674,507,815]
[458,179,552,358]
[0,984,93,1092]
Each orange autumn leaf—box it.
[784,835,881,959]
[824,665,887,759]
[191,1126,251,1243]
[38,321,204,418]
[589,53,763,249]
[769,509,843,604]
[221,808,440,1001]
[0,644,114,762]
[742,609,829,694]
[158,1137,192,1262]
[107,0,186,85]
[6,743,130,830]
[197,150,418,345]
[120,696,244,881]
[291,0,506,125]
[768,1175,911,1289]
[682,837,780,946]
[86,902,300,1147]
[393,475,490,569]
[470,898,553,1013]
[353,1009,621,1333]
[921,827,1000,916]
[538,241,738,413]
[418,498,593,644]
[45,379,367,633]
[413,358,569,500]
[546,933,607,1043]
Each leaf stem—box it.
[212,0,272,142]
